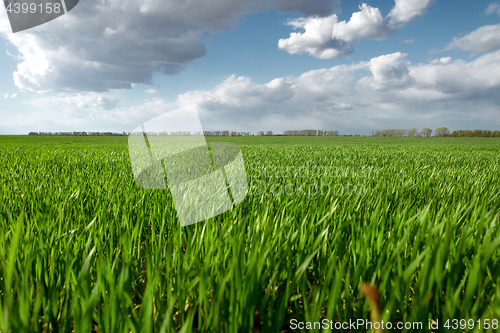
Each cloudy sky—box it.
[1,0,499,135]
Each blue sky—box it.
[1,0,500,135]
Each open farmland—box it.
[1,136,500,332]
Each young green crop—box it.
[0,137,499,332]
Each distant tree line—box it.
[372,127,500,138]
[372,128,432,137]
[204,131,252,137]
[434,127,500,137]
[449,129,500,137]
[135,131,252,136]
[28,128,500,138]
[282,130,340,136]
[28,131,127,136]
[128,131,205,136]
[29,131,254,137]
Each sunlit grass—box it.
[0,138,499,332]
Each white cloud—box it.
[401,39,415,44]
[332,4,389,41]
[446,24,500,53]
[290,62,367,100]
[5,49,21,60]
[178,75,295,108]
[278,4,389,59]
[2,93,19,98]
[388,0,435,27]
[486,3,500,16]
[9,95,174,133]
[430,57,452,65]
[28,94,120,112]
[0,0,340,93]
[145,89,159,94]
[176,51,500,132]
[5,50,500,134]
[278,16,353,59]
[178,61,368,111]
[358,52,414,90]
[409,51,500,95]
[278,1,435,59]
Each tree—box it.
[407,128,418,137]
[257,131,264,136]
[326,130,339,136]
[283,129,339,136]
[434,127,450,137]
[421,128,432,137]
[265,131,273,136]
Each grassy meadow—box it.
[0,136,500,332]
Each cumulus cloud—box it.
[278,16,353,59]
[145,89,159,94]
[175,50,500,132]
[332,4,390,41]
[0,0,339,93]
[5,50,500,134]
[290,62,367,101]
[409,52,500,96]
[388,0,435,27]
[446,24,500,53]
[358,52,414,90]
[486,3,500,16]
[177,61,367,111]
[278,1,434,59]
[174,54,394,129]
[74,95,120,110]
[278,4,389,59]
[178,75,295,108]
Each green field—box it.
[1,136,500,332]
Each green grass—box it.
[0,136,499,332]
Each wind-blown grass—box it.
[0,137,499,332]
